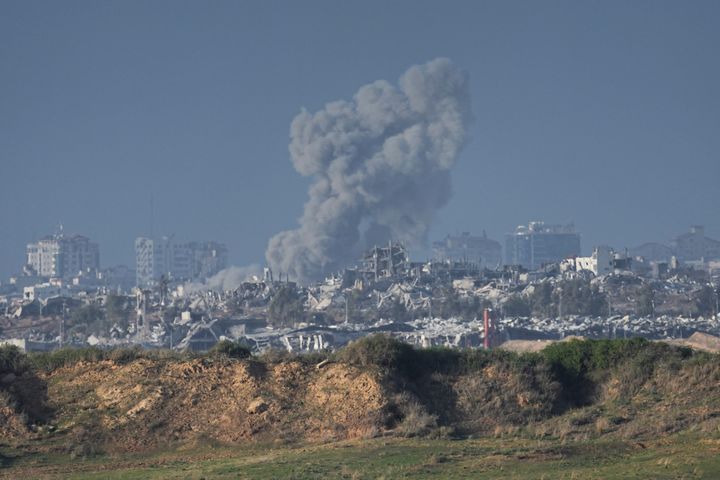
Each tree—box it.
[268,286,305,328]
[530,283,556,318]
[635,284,655,317]
[105,295,131,330]
[556,280,608,316]
[379,297,409,323]
[503,294,531,317]
[430,287,488,320]
[433,286,462,319]
[70,304,107,335]
[210,339,251,359]
[693,285,717,317]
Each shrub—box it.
[268,286,305,328]
[30,347,106,372]
[294,351,331,366]
[210,340,251,359]
[0,345,29,375]
[540,338,697,405]
[337,336,543,379]
[337,334,416,373]
[257,348,293,364]
[107,346,143,365]
[503,295,531,317]
[397,401,437,437]
[542,338,653,382]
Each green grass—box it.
[3,434,720,479]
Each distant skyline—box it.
[2,1,719,278]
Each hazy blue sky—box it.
[1,0,719,278]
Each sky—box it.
[1,0,719,279]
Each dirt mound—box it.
[498,336,586,353]
[3,339,720,455]
[34,357,389,452]
[498,340,556,353]
[671,332,720,353]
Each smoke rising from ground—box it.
[184,264,262,293]
[266,58,472,283]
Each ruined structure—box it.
[359,242,409,282]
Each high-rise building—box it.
[135,236,228,287]
[189,241,228,280]
[505,222,581,270]
[432,231,502,268]
[26,233,100,279]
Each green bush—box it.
[540,337,697,405]
[337,334,416,373]
[256,348,293,364]
[0,345,29,375]
[268,286,305,328]
[30,347,106,372]
[30,346,202,372]
[503,295,531,317]
[295,351,331,365]
[210,340,251,359]
[107,346,144,365]
[337,336,544,379]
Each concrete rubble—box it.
[2,241,719,354]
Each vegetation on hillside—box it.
[0,335,718,465]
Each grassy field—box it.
[2,433,720,479]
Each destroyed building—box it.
[4,224,720,356]
[358,242,409,282]
[562,246,632,276]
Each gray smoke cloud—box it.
[183,264,262,293]
[266,58,472,283]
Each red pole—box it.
[483,308,490,349]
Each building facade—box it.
[672,226,720,262]
[432,231,502,268]
[189,241,229,280]
[630,226,720,264]
[135,236,228,287]
[505,222,581,270]
[573,246,613,276]
[26,234,100,279]
[629,242,674,262]
[569,246,631,276]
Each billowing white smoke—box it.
[184,264,262,293]
[266,58,472,283]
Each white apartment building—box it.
[564,246,631,276]
[135,236,228,287]
[26,234,100,279]
[574,246,613,276]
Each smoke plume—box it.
[266,58,472,282]
[184,264,262,293]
